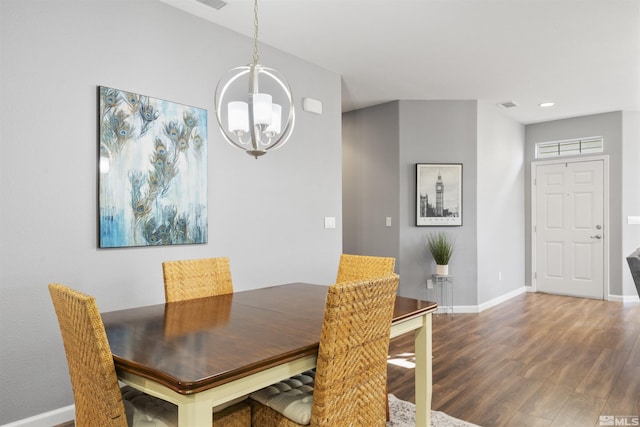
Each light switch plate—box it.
[324,216,336,229]
[386,217,392,227]
[628,216,640,225]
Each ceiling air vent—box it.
[195,0,228,10]
[498,101,519,109]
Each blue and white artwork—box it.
[99,86,208,248]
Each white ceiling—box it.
[162,0,640,124]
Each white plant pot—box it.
[436,264,449,276]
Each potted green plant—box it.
[426,232,454,276]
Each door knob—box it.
[590,235,602,239]
[596,225,602,229]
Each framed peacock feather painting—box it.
[98,86,208,248]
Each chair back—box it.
[626,248,640,298]
[336,254,396,283]
[162,257,233,302]
[311,274,399,426]
[48,283,128,427]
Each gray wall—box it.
[0,0,342,423]
[343,100,526,305]
[343,103,637,305]
[524,112,625,296]
[398,100,479,303]
[342,102,400,261]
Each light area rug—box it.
[387,394,482,427]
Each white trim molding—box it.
[0,405,74,427]
[452,287,527,314]
[477,287,527,313]
[608,294,640,303]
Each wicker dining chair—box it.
[335,254,396,283]
[48,283,250,427]
[162,257,234,302]
[249,274,399,426]
[335,254,396,420]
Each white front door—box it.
[534,159,604,299]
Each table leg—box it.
[414,313,432,427]
[177,396,213,426]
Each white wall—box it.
[0,0,342,423]
[622,111,640,297]
[476,102,526,303]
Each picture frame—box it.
[98,86,208,248]
[416,163,462,226]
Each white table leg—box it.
[177,395,213,426]
[414,313,432,427]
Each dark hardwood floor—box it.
[387,291,640,427]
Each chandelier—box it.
[215,0,295,159]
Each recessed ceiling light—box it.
[539,102,555,108]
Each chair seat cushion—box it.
[121,386,249,426]
[249,371,315,425]
[122,386,177,427]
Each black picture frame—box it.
[416,163,462,226]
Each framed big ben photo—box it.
[416,163,462,226]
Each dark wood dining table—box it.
[102,283,437,426]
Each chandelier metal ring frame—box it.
[215,64,295,159]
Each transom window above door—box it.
[535,137,603,159]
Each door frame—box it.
[530,155,610,300]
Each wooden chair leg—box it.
[386,383,390,421]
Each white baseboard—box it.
[522,286,638,303]
[450,304,481,314]
[608,294,640,303]
[448,287,526,314]
[477,286,526,312]
[1,405,74,427]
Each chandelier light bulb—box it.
[265,104,282,137]
[228,101,249,135]
[252,93,273,127]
